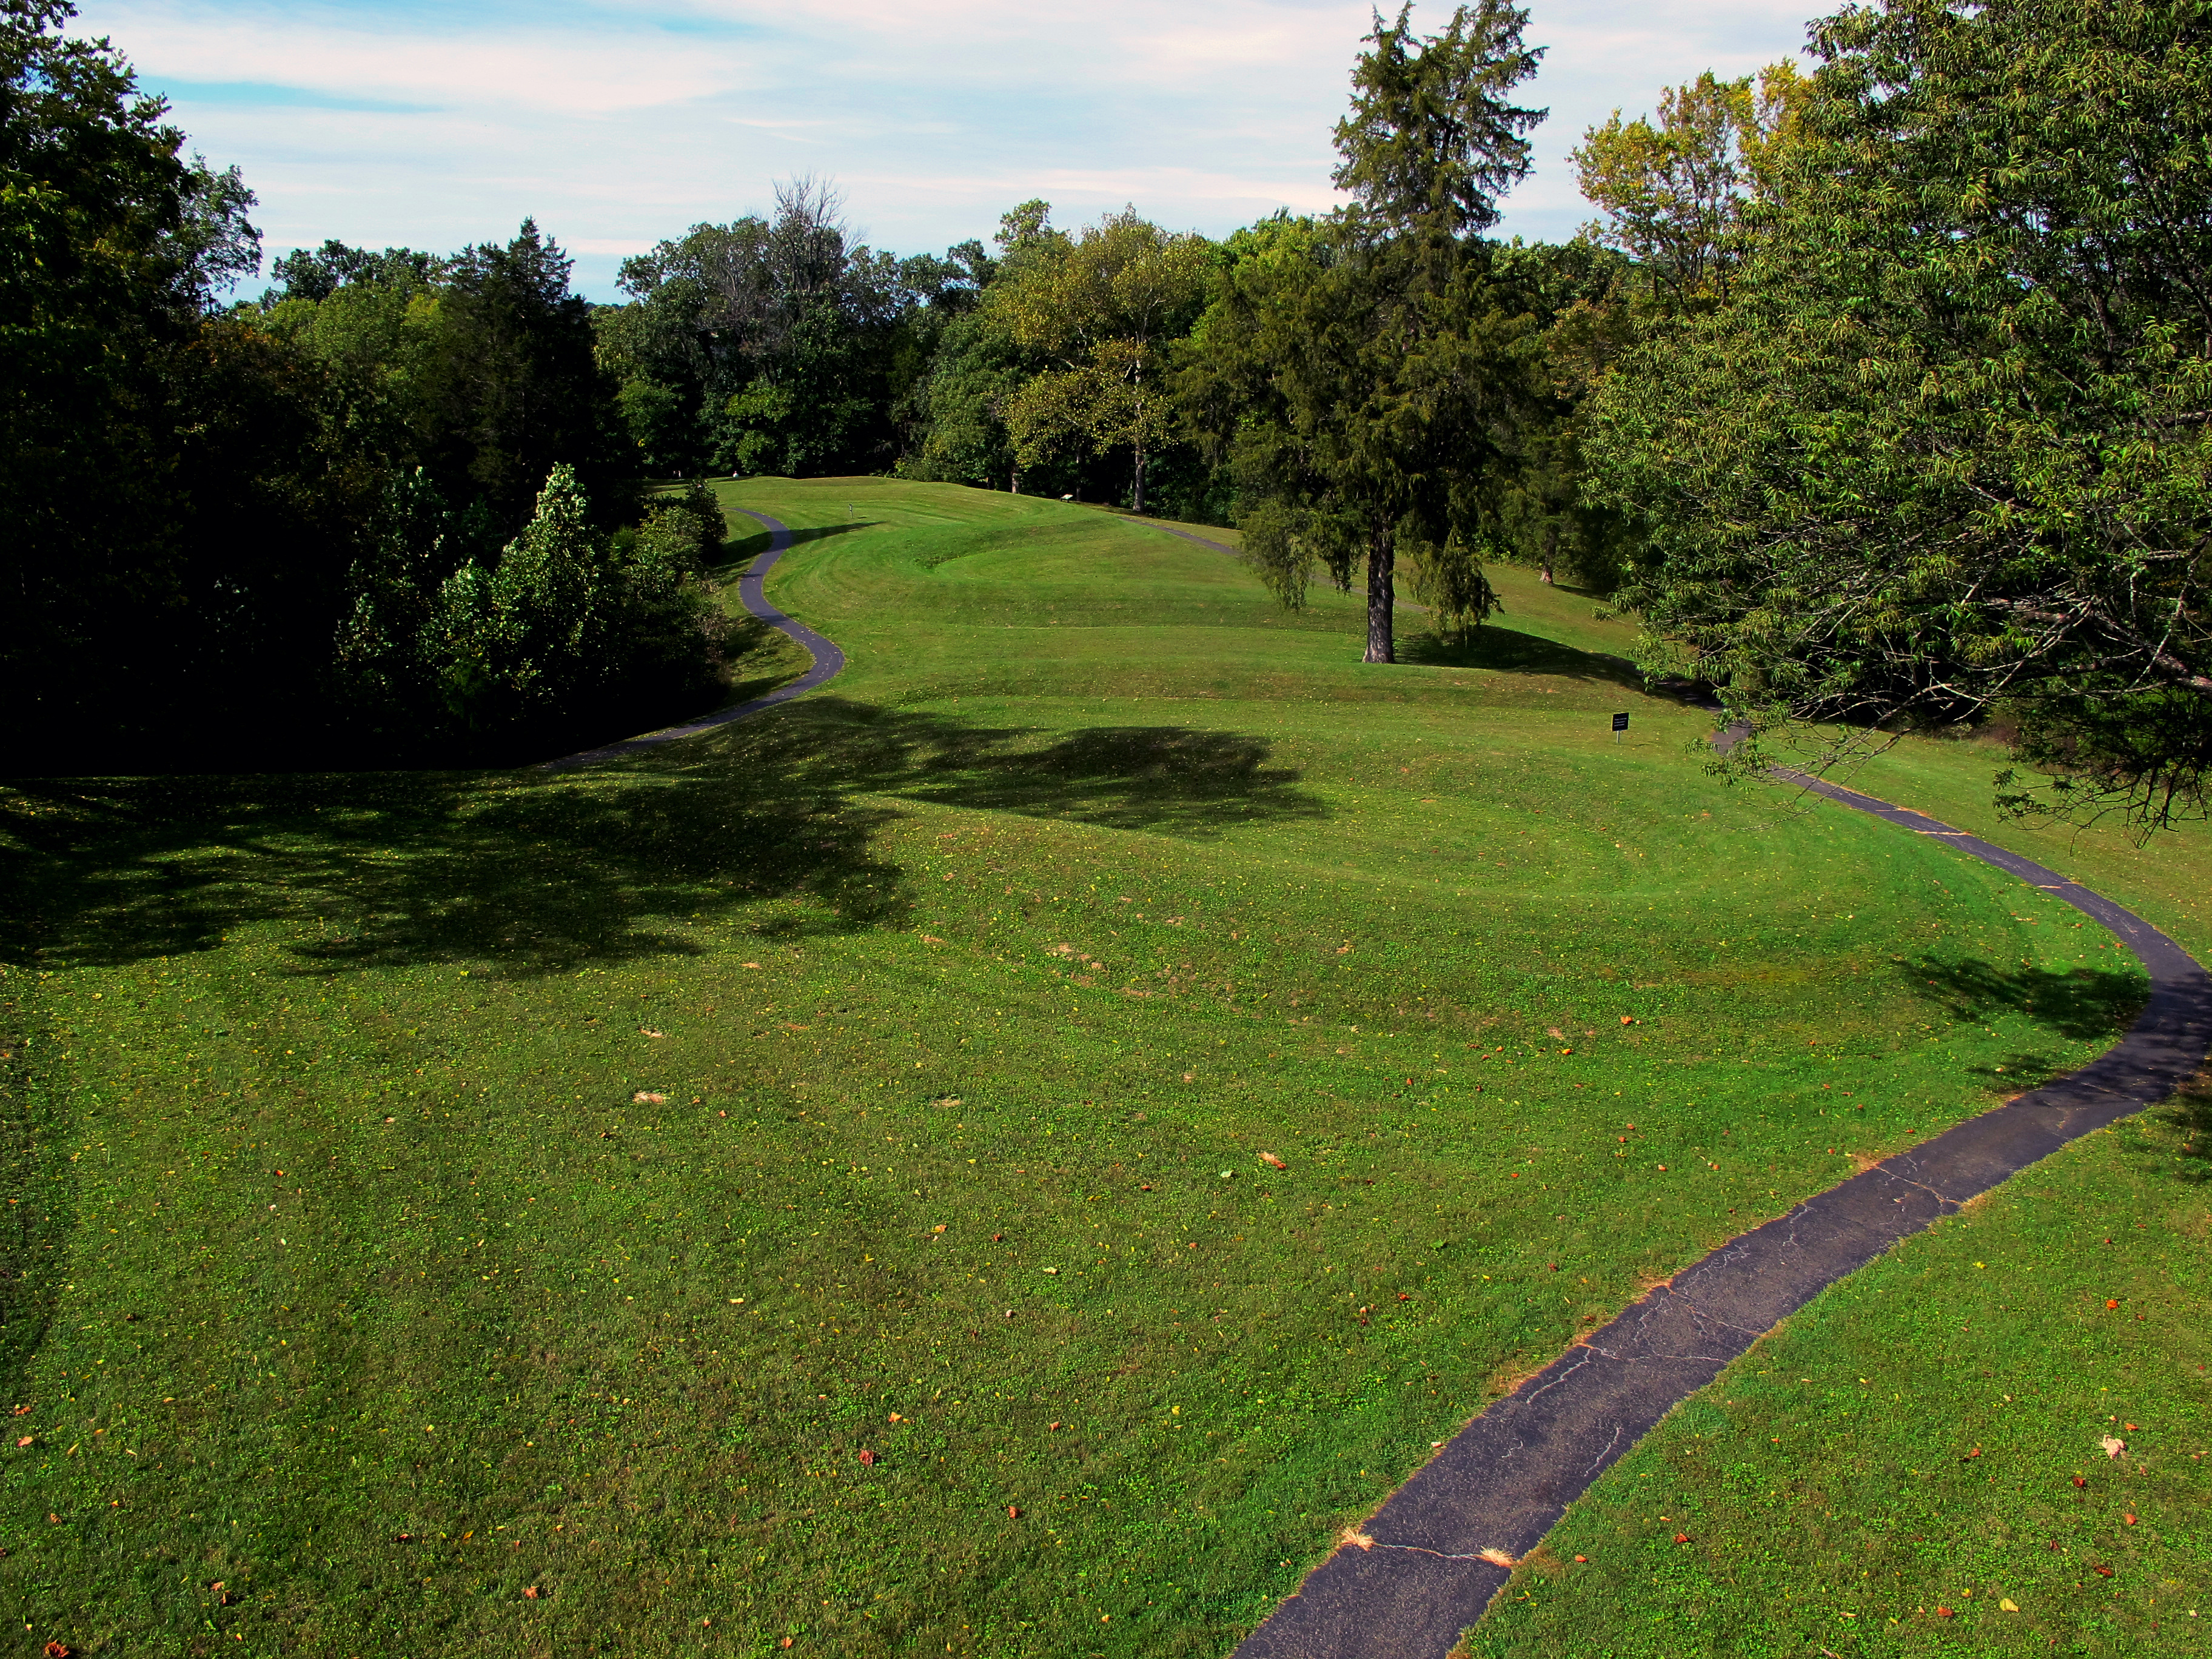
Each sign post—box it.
[1612,712,1629,744]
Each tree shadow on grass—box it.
[0,696,1324,980]
[1909,956,2147,1042]
[1903,955,2148,1090]
[1398,625,1646,692]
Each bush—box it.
[333,464,728,757]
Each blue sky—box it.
[76,0,1823,301]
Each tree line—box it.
[8,0,2210,829]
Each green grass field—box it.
[1,477,2202,1657]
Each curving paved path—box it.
[541,509,2211,1655]
[541,509,844,771]
[1233,766,2212,1659]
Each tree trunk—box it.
[1364,531,1395,663]
[1540,522,1557,584]
[1131,444,1147,515]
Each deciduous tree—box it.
[1573,62,1804,310]
[1590,0,2212,830]
[995,209,1213,512]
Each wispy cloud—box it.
[79,0,1820,298]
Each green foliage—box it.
[0,0,701,766]
[332,468,454,732]
[1572,62,1805,309]
[1186,3,1548,662]
[417,220,636,531]
[1587,0,2212,829]
[993,208,1214,512]
[332,465,726,756]
[2,0,227,746]
[897,307,1030,489]
[1483,238,1640,590]
[1332,0,1547,238]
[634,480,728,574]
[263,238,431,302]
[613,179,986,479]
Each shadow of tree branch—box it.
[1906,954,2147,1045]
[1,697,1326,981]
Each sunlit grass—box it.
[0,478,2184,1657]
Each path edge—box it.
[1230,760,2212,1659]
[539,508,845,772]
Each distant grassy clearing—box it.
[0,480,2145,1656]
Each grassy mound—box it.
[1465,743,2212,1659]
[0,478,2184,1656]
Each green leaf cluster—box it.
[1587,0,2212,828]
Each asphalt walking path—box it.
[1235,765,2212,1659]
[541,509,843,771]
[542,511,2211,1657]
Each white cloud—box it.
[77,0,1821,297]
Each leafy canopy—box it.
[994,207,1213,513]
[1590,0,2212,830]
[1573,62,1805,309]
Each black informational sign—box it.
[1612,712,1630,732]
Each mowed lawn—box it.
[1467,736,2212,1658]
[0,478,2184,1657]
